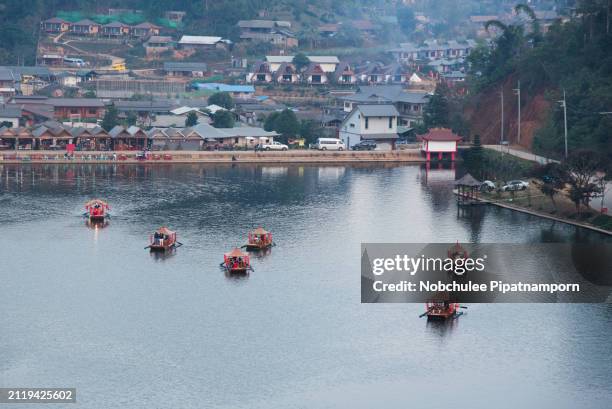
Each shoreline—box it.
[465,194,612,236]
[0,149,427,164]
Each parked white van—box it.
[315,138,346,151]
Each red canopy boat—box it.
[243,227,273,250]
[423,301,462,320]
[148,227,178,251]
[420,292,465,320]
[222,248,252,273]
[84,199,109,221]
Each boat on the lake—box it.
[447,241,468,260]
[84,199,109,221]
[422,301,463,320]
[147,227,180,251]
[222,248,253,274]
[243,227,273,250]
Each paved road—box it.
[484,144,560,164]
[484,145,611,211]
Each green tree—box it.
[565,150,605,215]
[101,104,119,131]
[292,53,310,71]
[212,110,235,128]
[397,6,416,37]
[264,109,300,143]
[208,92,235,109]
[299,119,320,145]
[463,134,485,178]
[532,162,568,210]
[423,85,450,128]
[126,112,137,127]
[185,111,198,127]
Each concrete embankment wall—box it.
[0,149,427,164]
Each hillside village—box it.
[0,1,571,152]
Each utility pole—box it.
[513,80,521,144]
[558,89,568,159]
[500,87,504,146]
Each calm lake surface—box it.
[1,163,611,409]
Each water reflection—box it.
[2,162,612,409]
[149,248,177,261]
[425,315,462,337]
[85,219,109,230]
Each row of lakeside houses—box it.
[41,18,161,38]
[0,122,278,151]
[246,55,454,88]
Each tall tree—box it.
[292,53,310,71]
[423,85,450,128]
[565,150,605,214]
[397,5,416,37]
[101,104,119,131]
[208,92,235,109]
[185,111,199,127]
[263,109,300,143]
[212,110,234,128]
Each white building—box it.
[178,35,229,50]
[419,128,462,161]
[339,104,399,150]
[265,55,340,73]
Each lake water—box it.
[1,163,611,409]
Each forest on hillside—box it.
[464,0,611,163]
[0,0,516,64]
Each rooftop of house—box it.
[44,17,68,23]
[194,83,255,93]
[238,20,291,29]
[103,21,129,27]
[133,22,160,29]
[6,66,53,79]
[47,98,105,108]
[179,35,223,45]
[420,127,462,141]
[341,85,430,104]
[0,68,16,82]
[73,19,99,26]
[163,61,208,72]
[0,105,22,118]
[355,104,399,117]
[266,55,340,64]
[147,36,173,43]
[115,100,172,112]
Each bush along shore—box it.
[463,145,612,234]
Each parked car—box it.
[261,141,288,151]
[501,180,529,191]
[480,180,496,192]
[352,140,377,151]
[314,138,346,151]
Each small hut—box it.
[454,173,481,205]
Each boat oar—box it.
[459,306,468,309]
[419,307,432,318]
[144,245,151,250]
[175,241,184,247]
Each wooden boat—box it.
[447,241,468,260]
[147,227,178,251]
[222,248,253,274]
[243,227,273,250]
[84,199,109,221]
[422,301,463,320]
